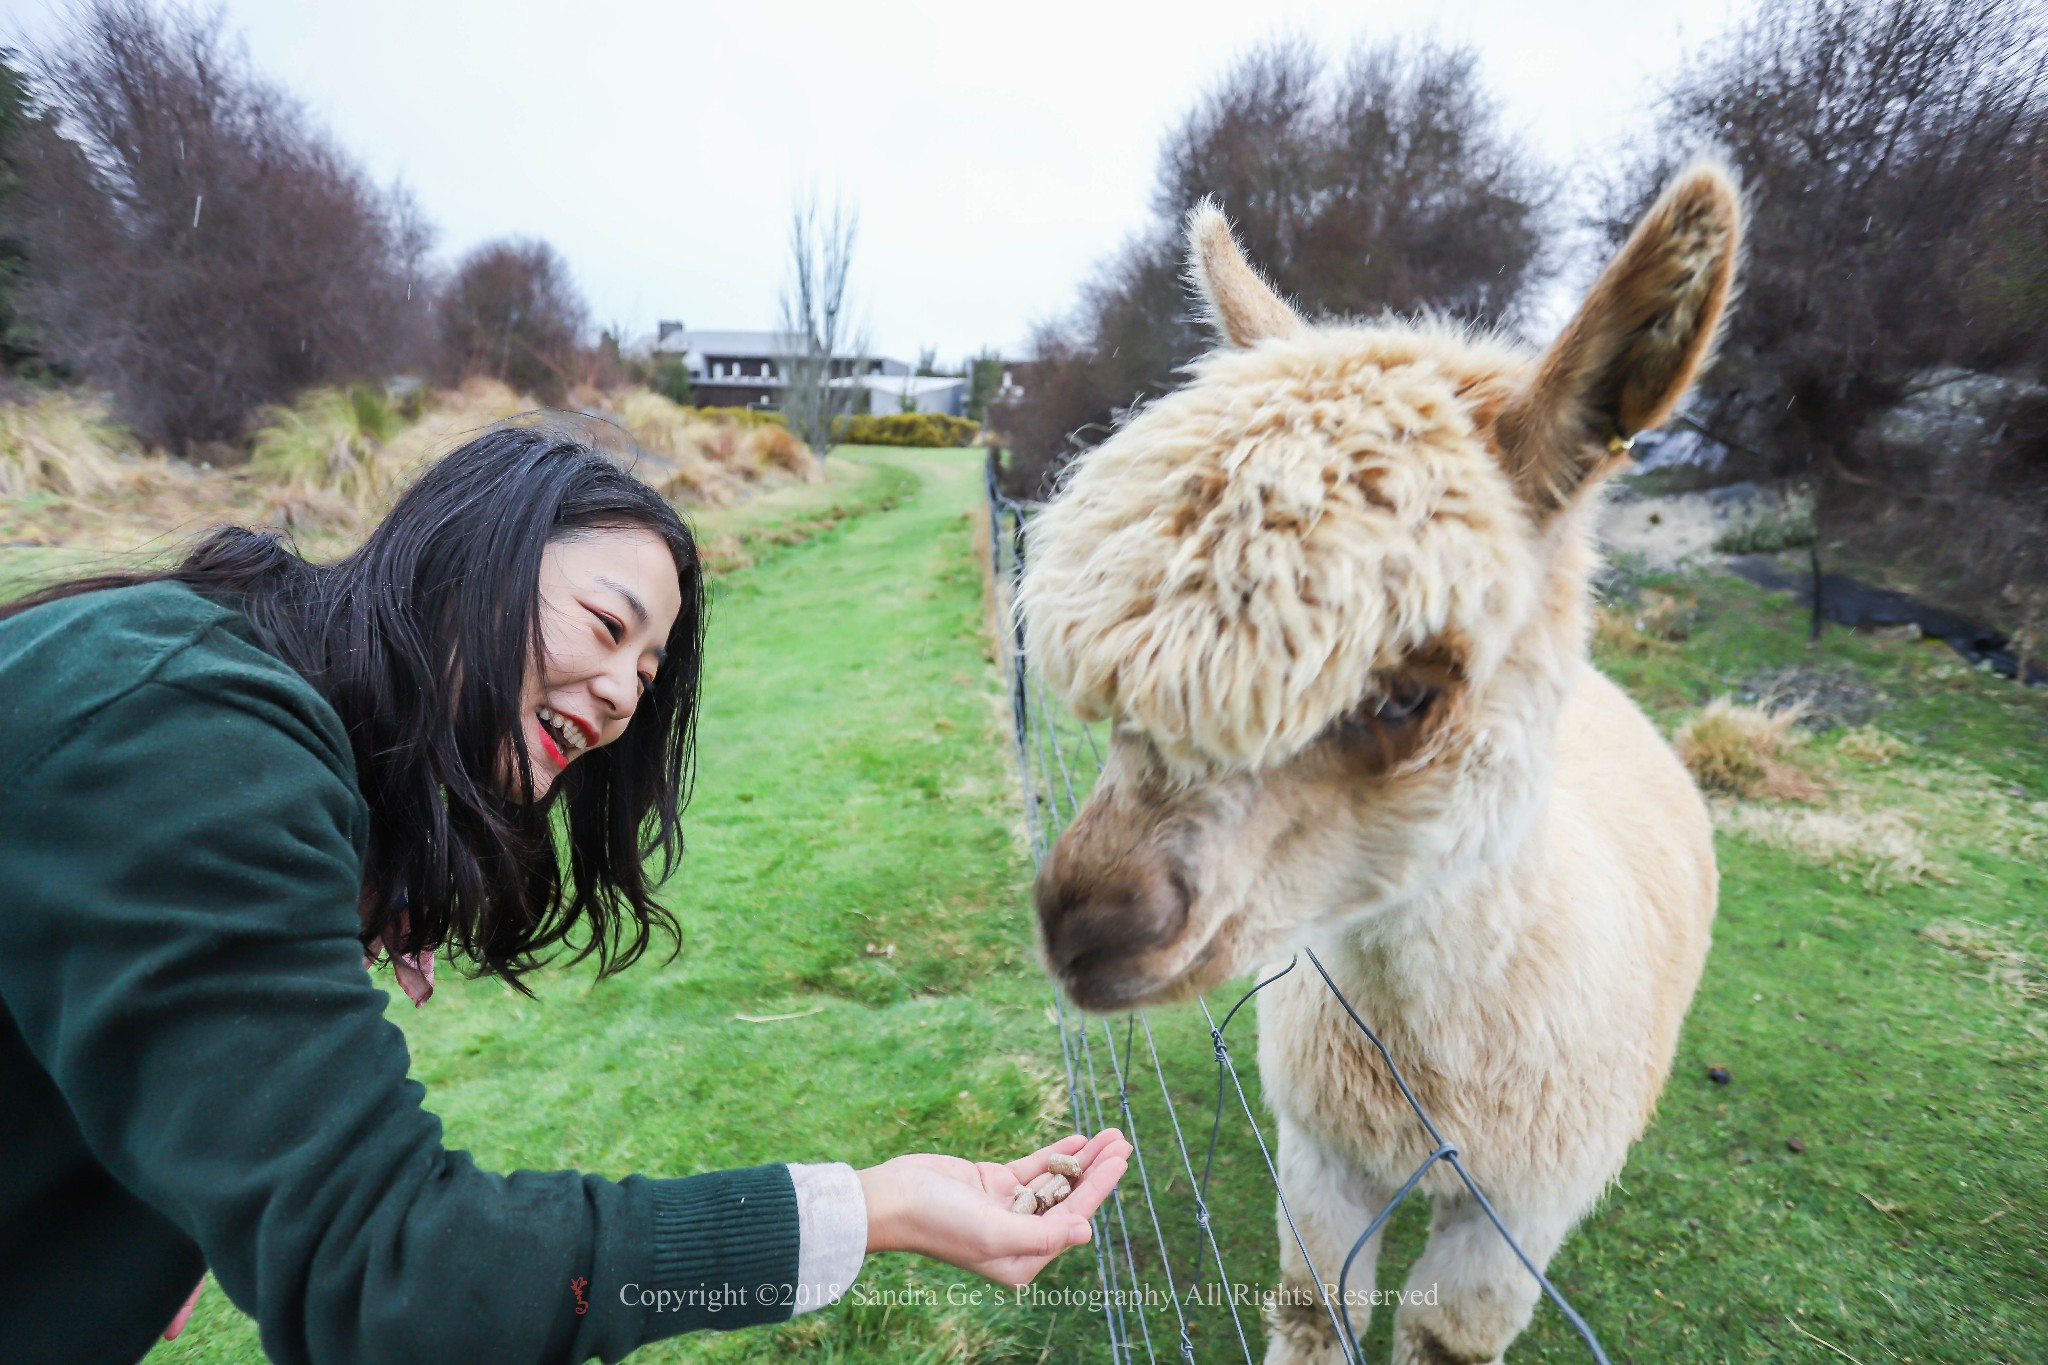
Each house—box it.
[641,324,905,410]
[637,324,984,417]
[834,371,971,418]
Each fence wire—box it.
[985,457,1614,1365]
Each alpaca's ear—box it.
[1496,158,1742,516]
[1185,199,1302,348]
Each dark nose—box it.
[1034,843,1192,983]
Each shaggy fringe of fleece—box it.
[1019,324,1543,771]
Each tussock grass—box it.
[248,378,543,534]
[609,387,734,503]
[250,386,413,527]
[1593,604,1662,656]
[3,381,821,560]
[1593,589,1696,656]
[748,423,814,478]
[373,377,532,483]
[0,392,149,498]
[607,388,820,506]
[1674,696,1822,800]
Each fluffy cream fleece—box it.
[1020,322,1543,772]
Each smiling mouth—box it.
[535,705,592,761]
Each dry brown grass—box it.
[243,379,545,535]
[1715,801,1938,890]
[0,392,253,560]
[381,377,530,465]
[249,388,406,529]
[0,381,821,573]
[604,388,818,506]
[747,423,818,479]
[1594,589,1697,656]
[609,388,736,505]
[1836,725,1910,765]
[0,392,156,498]
[1919,918,2048,1023]
[1634,589,1697,640]
[1593,604,1662,656]
[1886,757,2048,866]
[1674,696,1823,800]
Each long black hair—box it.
[0,422,706,989]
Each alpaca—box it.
[1020,162,1739,1364]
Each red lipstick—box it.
[533,714,567,767]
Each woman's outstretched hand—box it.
[857,1129,1132,1287]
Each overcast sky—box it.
[8,0,1747,364]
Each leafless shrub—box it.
[996,37,1554,496]
[436,238,587,406]
[1609,0,2048,631]
[9,0,433,451]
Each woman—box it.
[0,422,1130,1364]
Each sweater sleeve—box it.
[0,637,800,1364]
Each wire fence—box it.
[984,455,1614,1365]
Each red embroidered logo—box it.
[570,1276,589,1316]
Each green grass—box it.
[1710,506,1815,554]
[687,448,919,576]
[55,452,2048,1364]
[0,541,136,596]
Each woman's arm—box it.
[0,627,799,1363]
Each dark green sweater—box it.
[0,581,800,1364]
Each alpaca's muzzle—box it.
[1034,840,1193,1011]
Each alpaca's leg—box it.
[1389,1188,1584,1365]
[1262,1116,1396,1365]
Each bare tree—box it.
[997,37,1554,496]
[437,237,588,404]
[777,191,864,456]
[9,0,431,451]
[1611,0,2048,635]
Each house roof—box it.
[649,329,803,357]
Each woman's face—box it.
[511,524,684,801]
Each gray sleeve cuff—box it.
[788,1162,868,1315]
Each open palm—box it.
[861,1130,1131,1287]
